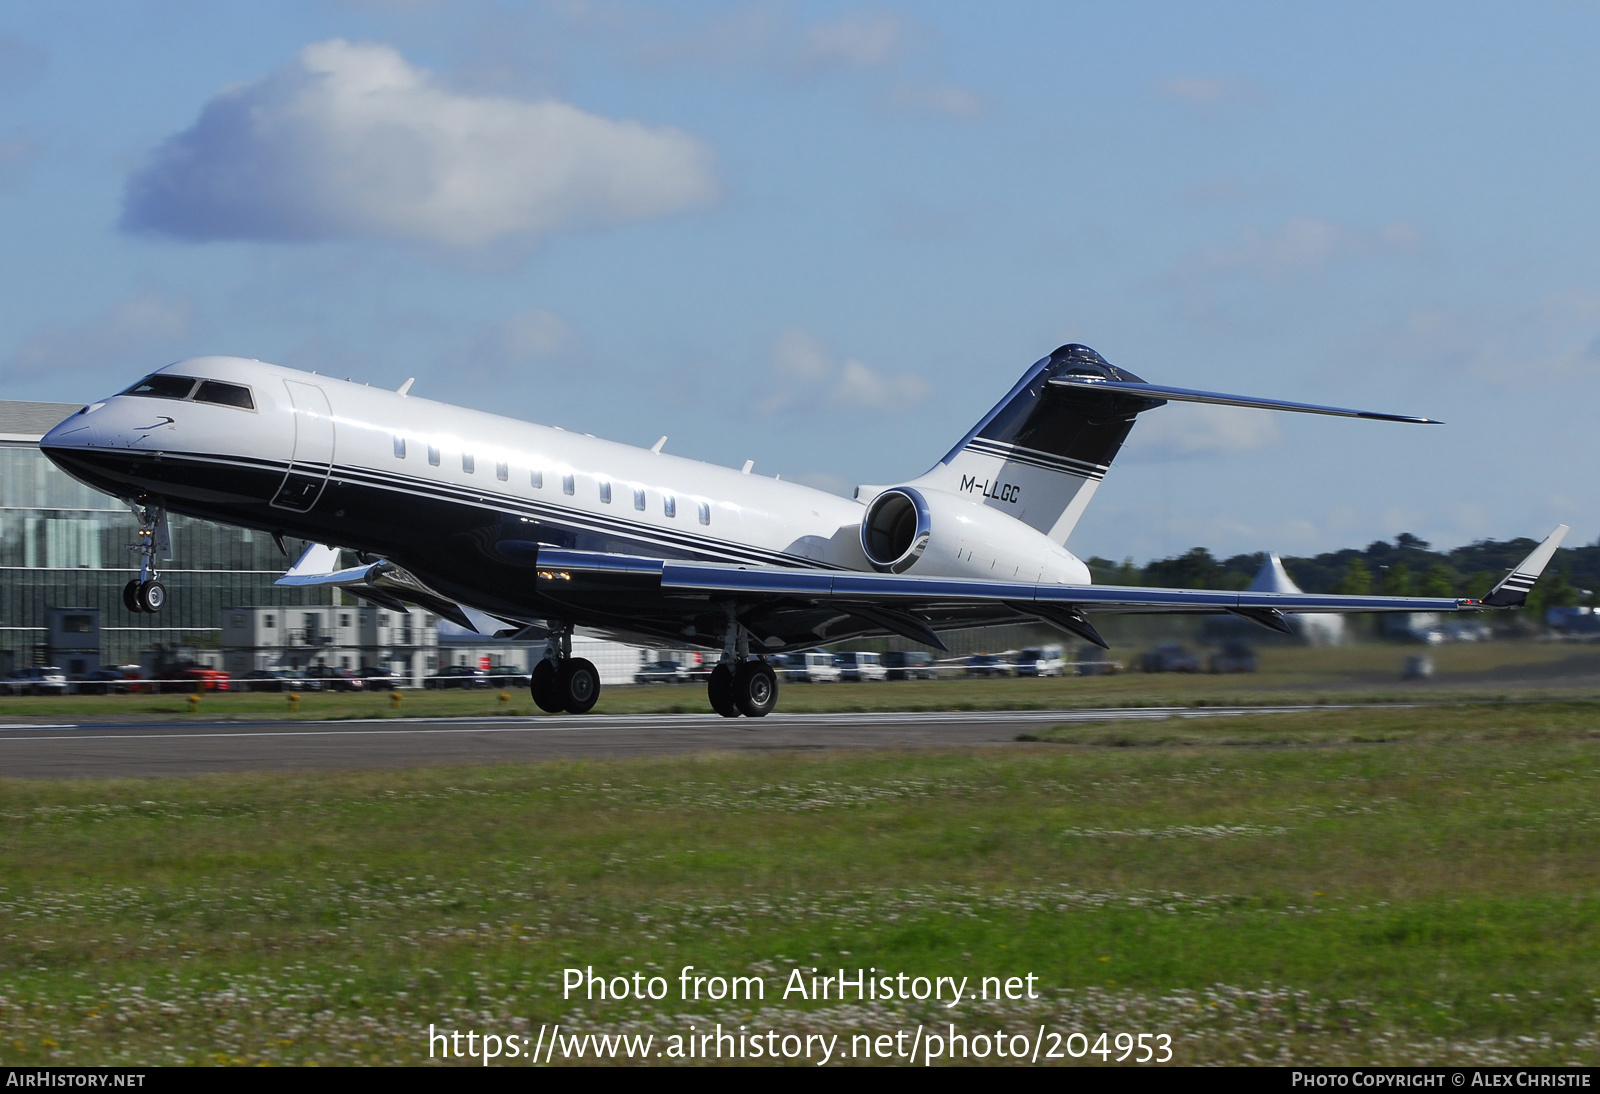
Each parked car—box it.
[1207,641,1258,674]
[834,651,887,682]
[161,667,230,692]
[1076,645,1121,676]
[635,660,691,684]
[238,669,298,692]
[963,653,1013,677]
[355,666,401,689]
[882,650,938,680]
[304,665,364,692]
[1140,643,1201,673]
[425,665,490,689]
[485,666,532,689]
[781,651,842,683]
[2,666,68,696]
[70,668,141,695]
[1013,646,1067,677]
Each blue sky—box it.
[2,2,1598,563]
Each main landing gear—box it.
[530,625,600,714]
[122,499,170,615]
[708,615,778,719]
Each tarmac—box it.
[0,705,1348,778]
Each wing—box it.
[279,526,1569,653]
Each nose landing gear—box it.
[122,499,171,615]
[530,624,601,714]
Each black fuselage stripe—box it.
[114,449,832,569]
[326,463,806,566]
[961,441,1105,480]
[963,438,1107,473]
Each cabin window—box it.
[633,487,646,511]
[664,495,676,518]
[393,436,406,459]
[698,501,711,526]
[462,453,475,474]
[562,474,575,495]
[495,461,508,481]
[531,469,543,489]
[122,374,198,400]
[193,380,255,410]
[427,445,440,466]
[599,480,612,504]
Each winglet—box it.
[1482,525,1570,607]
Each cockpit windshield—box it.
[123,375,199,400]
[121,375,255,410]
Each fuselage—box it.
[42,356,1097,643]
[40,356,884,620]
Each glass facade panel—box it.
[0,440,331,671]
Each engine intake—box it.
[861,487,931,573]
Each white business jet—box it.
[40,343,1567,718]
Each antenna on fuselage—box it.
[651,436,667,453]
[397,378,415,396]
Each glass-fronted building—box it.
[0,399,338,673]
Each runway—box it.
[0,705,1352,778]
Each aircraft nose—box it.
[40,407,100,450]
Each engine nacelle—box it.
[860,486,1091,584]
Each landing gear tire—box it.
[557,658,600,714]
[135,579,166,614]
[123,580,144,614]
[733,660,778,718]
[708,663,740,718]
[530,659,564,713]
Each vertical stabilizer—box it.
[1248,552,1344,645]
[912,344,1163,545]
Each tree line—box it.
[1085,533,1594,614]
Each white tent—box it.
[1248,554,1345,646]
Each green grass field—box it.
[3,701,1599,1066]
[5,640,1599,721]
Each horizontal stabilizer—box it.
[1482,525,1570,607]
[1047,376,1442,425]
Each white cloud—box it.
[121,39,718,248]
[495,309,575,360]
[5,293,193,379]
[884,81,984,119]
[460,309,579,383]
[757,327,928,415]
[1158,76,1233,103]
[830,358,930,410]
[1122,403,1282,462]
[1187,217,1424,278]
[802,12,907,68]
